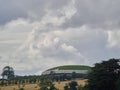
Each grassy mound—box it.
[47,65,91,71]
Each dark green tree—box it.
[64,84,70,90]
[87,58,120,90]
[72,72,76,79]
[49,84,58,90]
[38,79,52,90]
[69,81,78,90]
[1,66,14,79]
[18,87,25,90]
[116,77,120,90]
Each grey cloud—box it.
[1,0,120,29]
[62,0,120,29]
[0,0,27,25]
[0,0,70,25]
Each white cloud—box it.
[107,30,120,48]
[61,43,77,53]
[0,0,120,75]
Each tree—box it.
[1,66,15,79]
[18,88,25,90]
[72,72,76,79]
[116,77,120,90]
[87,59,120,90]
[38,79,52,90]
[64,85,70,90]
[69,81,78,90]
[49,84,58,90]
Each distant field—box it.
[47,65,91,71]
[0,79,87,90]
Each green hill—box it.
[47,65,91,71]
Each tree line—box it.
[1,58,120,90]
[64,58,120,90]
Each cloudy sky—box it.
[0,0,120,75]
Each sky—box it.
[0,0,120,75]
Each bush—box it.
[18,88,25,90]
[69,81,78,90]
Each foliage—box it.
[64,84,69,90]
[72,72,77,79]
[116,77,120,90]
[1,66,14,79]
[69,81,78,90]
[49,84,58,90]
[38,79,58,90]
[86,58,120,90]
[18,87,25,90]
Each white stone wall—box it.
[42,70,88,75]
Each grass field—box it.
[0,79,87,90]
[0,84,39,90]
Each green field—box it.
[47,65,91,71]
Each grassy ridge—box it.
[47,65,91,71]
